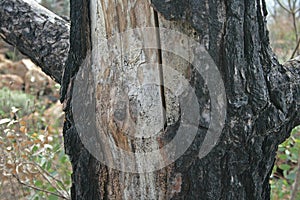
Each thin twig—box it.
[292,12,298,42]
[276,0,292,12]
[290,37,300,59]
[288,0,292,11]
[12,174,69,199]
[32,161,70,196]
[23,161,70,198]
[276,0,300,59]
[292,0,297,11]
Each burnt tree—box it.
[1,0,300,199]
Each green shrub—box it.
[0,87,71,199]
[270,126,300,200]
[0,87,35,117]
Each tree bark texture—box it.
[1,0,299,199]
[60,0,300,199]
[0,0,69,83]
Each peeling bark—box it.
[0,0,70,83]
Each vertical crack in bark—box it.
[103,169,109,200]
[153,9,167,129]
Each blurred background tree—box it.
[267,0,300,62]
[35,0,69,17]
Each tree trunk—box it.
[1,0,299,199]
[60,0,300,199]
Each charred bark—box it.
[60,0,300,199]
[0,0,70,83]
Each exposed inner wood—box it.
[89,0,173,198]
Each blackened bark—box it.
[60,0,300,199]
[0,0,69,83]
[59,0,101,199]
[149,0,300,199]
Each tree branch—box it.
[0,0,70,83]
[266,56,300,137]
[12,174,69,199]
[291,37,300,59]
[276,0,291,13]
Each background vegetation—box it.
[0,0,299,199]
[268,0,300,62]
